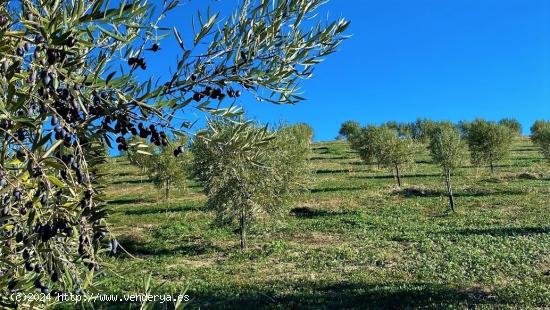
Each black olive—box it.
[7,280,17,290]
[25,261,33,271]
[15,232,24,243]
[66,36,77,47]
[22,249,30,260]
[51,271,58,282]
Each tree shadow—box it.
[186,281,500,309]
[121,203,203,215]
[107,197,155,206]
[290,206,358,218]
[445,226,550,237]
[350,173,440,180]
[109,179,151,185]
[309,186,363,193]
[116,235,221,257]
[416,160,432,164]
[315,169,357,174]
[397,187,526,198]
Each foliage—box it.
[338,120,360,140]
[465,119,514,172]
[348,125,385,165]
[427,122,467,211]
[145,137,190,200]
[190,119,311,249]
[383,121,412,138]
[428,122,467,171]
[377,128,416,187]
[498,118,522,136]
[124,137,150,175]
[411,118,437,143]
[348,124,415,186]
[0,0,347,305]
[530,120,550,162]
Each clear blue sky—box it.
[147,0,550,140]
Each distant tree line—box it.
[339,117,547,212]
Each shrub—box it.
[530,120,550,162]
[427,122,467,211]
[0,0,347,305]
[465,119,514,173]
[190,120,311,249]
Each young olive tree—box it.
[427,123,467,212]
[349,125,385,166]
[377,127,416,187]
[191,120,311,250]
[124,137,150,179]
[530,120,550,163]
[0,0,348,305]
[145,137,190,200]
[465,119,513,173]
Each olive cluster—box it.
[192,86,241,102]
[136,123,168,146]
[127,57,146,70]
[55,152,87,184]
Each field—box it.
[97,138,550,309]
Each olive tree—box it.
[124,137,150,180]
[190,120,311,250]
[349,125,385,166]
[427,123,467,212]
[347,125,415,181]
[338,120,360,140]
[377,127,416,187]
[531,120,550,163]
[411,118,437,143]
[498,118,522,136]
[465,119,513,173]
[0,0,348,305]
[145,137,190,200]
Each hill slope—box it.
[98,138,550,308]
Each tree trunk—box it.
[490,161,494,174]
[395,164,402,188]
[165,181,170,200]
[444,168,455,212]
[239,208,247,250]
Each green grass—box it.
[93,138,550,309]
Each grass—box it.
[90,138,549,309]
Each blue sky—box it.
[147,0,550,140]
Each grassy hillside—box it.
[97,138,550,309]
